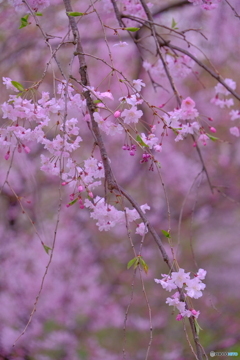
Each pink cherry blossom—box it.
[230,127,240,137]
[121,106,143,124]
[185,278,206,299]
[171,268,190,288]
[229,110,240,121]
[132,79,146,92]
[135,222,148,236]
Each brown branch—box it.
[138,0,181,106]
[165,42,240,102]
[225,0,240,19]
[64,2,206,357]
[110,0,125,27]
[111,2,206,356]
[119,186,172,267]
[153,0,189,16]
[63,0,174,268]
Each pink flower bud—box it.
[66,204,70,208]
[114,111,121,118]
[176,314,183,321]
[22,144,30,153]
[193,142,197,147]
[69,193,75,201]
[210,127,216,133]
[78,185,83,192]
[61,182,67,186]
[4,151,10,160]
[191,310,198,316]
[78,199,84,209]
[88,192,94,198]
[84,114,91,122]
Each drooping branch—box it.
[138,0,182,106]
[120,12,240,102]
[63,0,173,267]
[153,0,189,16]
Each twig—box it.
[13,181,63,346]
[225,0,240,19]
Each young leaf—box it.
[35,12,43,16]
[93,100,102,104]
[43,244,52,255]
[11,81,25,91]
[171,18,178,29]
[124,27,140,32]
[133,259,140,269]
[194,319,203,336]
[68,198,78,206]
[136,135,148,147]
[206,133,219,141]
[67,12,84,17]
[19,14,30,29]
[127,257,138,270]
[139,257,149,274]
[161,229,171,238]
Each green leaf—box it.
[127,257,138,270]
[136,135,148,147]
[139,257,149,274]
[35,12,43,16]
[161,229,171,238]
[11,81,25,91]
[68,198,78,206]
[124,27,140,32]
[43,244,52,254]
[67,12,84,17]
[93,100,102,104]
[206,133,219,141]
[194,319,203,336]
[171,18,178,29]
[19,14,29,29]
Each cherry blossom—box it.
[113,41,129,47]
[229,110,240,121]
[230,127,240,137]
[132,79,146,92]
[135,222,148,236]
[185,278,206,299]
[171,268,190,288]
[155,268,206,320]
[121,106,143,124]
[2,77,18,92]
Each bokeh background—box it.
[0,0,240,359]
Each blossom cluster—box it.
[163,97,202,142]
[210,78,240,137]
[188,0,221,10]
[8,0,50,12]
[143,54,194,80]
[102,0,153,25]
[1,80,85,166]
[85,196,150,233]
[211,78,236,109]
[155,268,207,320]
